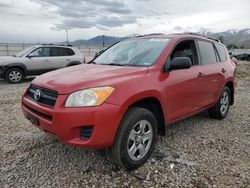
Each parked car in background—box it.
[22,33,236,170]
[0,44,84,83]
[234,53,250,61]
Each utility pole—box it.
[102,35,104,48]
[66,29,69,45]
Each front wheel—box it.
[5,68,24,84]
[112,107,157,170]
[208,86,231,119]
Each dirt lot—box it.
[0,61,249,188]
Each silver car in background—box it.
[0,44,84,83]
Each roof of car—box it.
[36,44,74,48]
[135,33,221,44]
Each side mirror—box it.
[27,53,34,58]
[169,57,192,70]
[228,52,233,59]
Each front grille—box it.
[27,85,58,108]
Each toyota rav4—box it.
[21,33,236,170]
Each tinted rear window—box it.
[197,41,217,65]
[51,47,75,56]
[215,43,227,62]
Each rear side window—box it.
[197,41,217,65]
[66,48,75,56]
[50,47,75,56]
[215,43,227,62]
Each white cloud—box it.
[0,0,249,42]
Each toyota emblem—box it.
[34,89,42,101]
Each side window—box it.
[197,41,217,65]
[67,48,75,56]
[31,48,50,57]
[170,40,198,65]
[51,47,74,56]
[215,43,227,62]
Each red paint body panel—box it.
[22,94,123,148]
[21,34,236,149]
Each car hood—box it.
[32,64,148,94]
[0,56,22,65]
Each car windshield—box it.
[94,38,170,67]
[15,46,37,57]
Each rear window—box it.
[197,41,217,65]
[50,47,75,56]
[215,43,227,62]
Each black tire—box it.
[112,107,157,170]
[208,86,231,119]
[5,68,24,84]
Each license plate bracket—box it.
[25,112,40,126]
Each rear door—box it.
[166,39,205,121]
[50,47,75,69]
[196,40,225,106]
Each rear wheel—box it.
[112,107,157,170]
[208,86,231,119]
[5,68,24,84]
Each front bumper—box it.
[21,93,122,149]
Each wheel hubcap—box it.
[127,120,153,161]
[9,71,21,82]
[220,91,229,115]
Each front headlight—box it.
[65,86,114,107]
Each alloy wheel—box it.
[9,71,22,82]
[220,91,229,115]
[127,120,153,161]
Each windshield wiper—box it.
[12,55,16,57]
[102,63,124,66]
[91,62,133,66]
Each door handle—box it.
[44,59,49,62]
[198,72,203,78]
[221,68,226,73]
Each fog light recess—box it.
[80,126,94,140]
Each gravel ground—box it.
[0,61,249,188]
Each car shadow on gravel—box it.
[0,77,35,85]
[24,111,211,172]
[34,111,210,167]
[3,106,245,187]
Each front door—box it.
[165,39,204,122]
[25,47,51,75]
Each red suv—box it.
[21,33,236,169]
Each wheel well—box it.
[225,81,234,105]
[129,97,165,136]
[67,61,81,67]
[4,66,25,77]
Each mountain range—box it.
[68,35,125,46]
[198,28,250,48]
[67,28,250,48]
